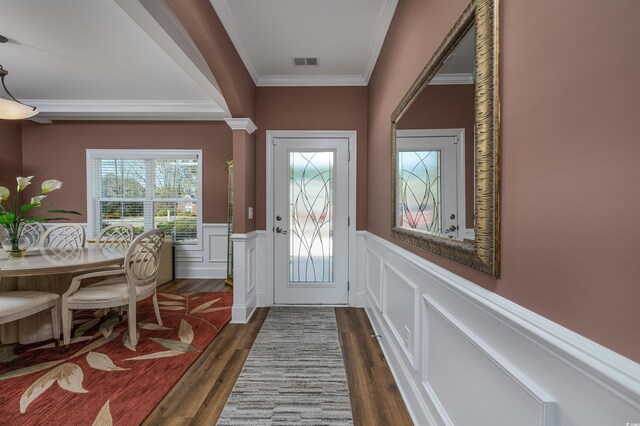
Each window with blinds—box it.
[87,150,201,245]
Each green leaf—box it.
[47,209,81,215]
[20,203,39,213]
[24,217,72,223]
[0,212,15,224]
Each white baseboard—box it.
[361,231,640,426]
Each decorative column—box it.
[224,118,258,323]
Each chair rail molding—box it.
[360,231,640,426]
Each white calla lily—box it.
[0,187,9,201]
[30,195,47,205]
[41,179,63,194]
[16,176,34,191]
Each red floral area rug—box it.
[0,291,232,426]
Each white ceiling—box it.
[211,0,398,86]
[431,25,475,86]
[0,0,229,121]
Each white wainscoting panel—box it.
[362,232,640,426]
[365,247,382,311]
[424,297,555,426]
[383,263,420,370]
[174,224,228,279]
[231,231,257,323]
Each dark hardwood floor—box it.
[144,279,412,425]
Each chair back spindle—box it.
[125,229,164,288]
[95,224,134,250]
[40,224,86,249]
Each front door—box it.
[272,137,349,305]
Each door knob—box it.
[276,227,287,234]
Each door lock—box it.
[276,215,282,221]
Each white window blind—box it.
[88,150,201,244]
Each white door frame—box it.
[396,128,467,239]
[265,130,357,306]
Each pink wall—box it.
[397,84,475,228]
[232,130,256,233]
[368,0,640,361]
[0,121,23,190]
[20,121,232,224]
[168,0,256,120]
[255,87,368,230]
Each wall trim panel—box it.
[174,224,228,279]
[361,231,640,425]
[231,231,257,323]
[382,262,420,370]
[424,296,556,425]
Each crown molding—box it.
[224,118,257,134]
[210,0,260,84]
[429,73,475,85]
[27,100,230,121]
[258,75,367,87]
[364,0,399,84]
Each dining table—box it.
[0,246,126,344]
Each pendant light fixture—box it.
[0,35,38,120]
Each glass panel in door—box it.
[397,150,442,234]
[289,151,334,283]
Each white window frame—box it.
[86,149,203,249]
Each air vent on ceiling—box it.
[292,57,319,66]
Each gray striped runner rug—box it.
[217,307,353,425]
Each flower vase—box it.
[2,235,28,258]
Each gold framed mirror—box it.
[391,0,500,277]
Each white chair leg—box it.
[50,299,61,342]
[152,291,163,326]
[127,300,137,348]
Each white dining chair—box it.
[61,229,165,348]
[39,224,86,249]
[0,291,60,343]
[93,224,135,250]
[21,223,47,247]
